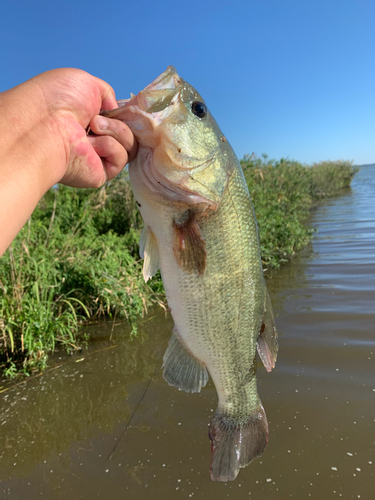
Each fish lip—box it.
[144,65,182,91]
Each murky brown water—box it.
[1,166,374,500]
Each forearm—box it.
[0,68,137,256]
[0,81,65,256]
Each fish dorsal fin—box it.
[172,210,207,275]
[257,289,278,372]
[139,226,160,282]
[162,329,209,393]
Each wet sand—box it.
[1,166,374,499]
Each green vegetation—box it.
[241,156,358,268]
[0,176,164,378]
[0,158,358,377]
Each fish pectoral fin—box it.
[162,330,209,393]
[172,210,207,276]
[257,289,278,372]
[140,226,160,282]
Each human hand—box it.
[31,68,137,188]
[0,68,138,256]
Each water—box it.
[1,166,374,499]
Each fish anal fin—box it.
[162,330,209,393]
[209,404,269,482]
[257,289,278,372]
[140,226,160,282]
[172,210,207,275]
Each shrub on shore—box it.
[0,177,164,377]
[241,156,358,267]
[0,158,358,377]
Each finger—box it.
[89,115,138,163]
[87,135,129,181]
[93,75,118,111]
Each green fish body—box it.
[103,67,278,481]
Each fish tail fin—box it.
[209,404,269,482]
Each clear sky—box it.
[1,0,374,165]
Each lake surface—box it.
[1,166,374,499]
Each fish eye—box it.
[191,101,207,118]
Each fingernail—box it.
[96,116,108,130]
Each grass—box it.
[0,176,165,377]
[0,158,358,377]
[241,155,358,267]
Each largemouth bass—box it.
[103,66,278,482]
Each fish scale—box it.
[177,167,263,403]
[102,66,278,482]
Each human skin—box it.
[0,68,137,257]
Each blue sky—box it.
[1,0,374,165]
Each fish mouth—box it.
[101,66,183,122]
[144,65,182,91]
[134,66,183,116]
[122,67,184,126]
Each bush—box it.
[0,176,165,376]
[241,155,358,268]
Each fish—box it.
[102,66,278,482]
